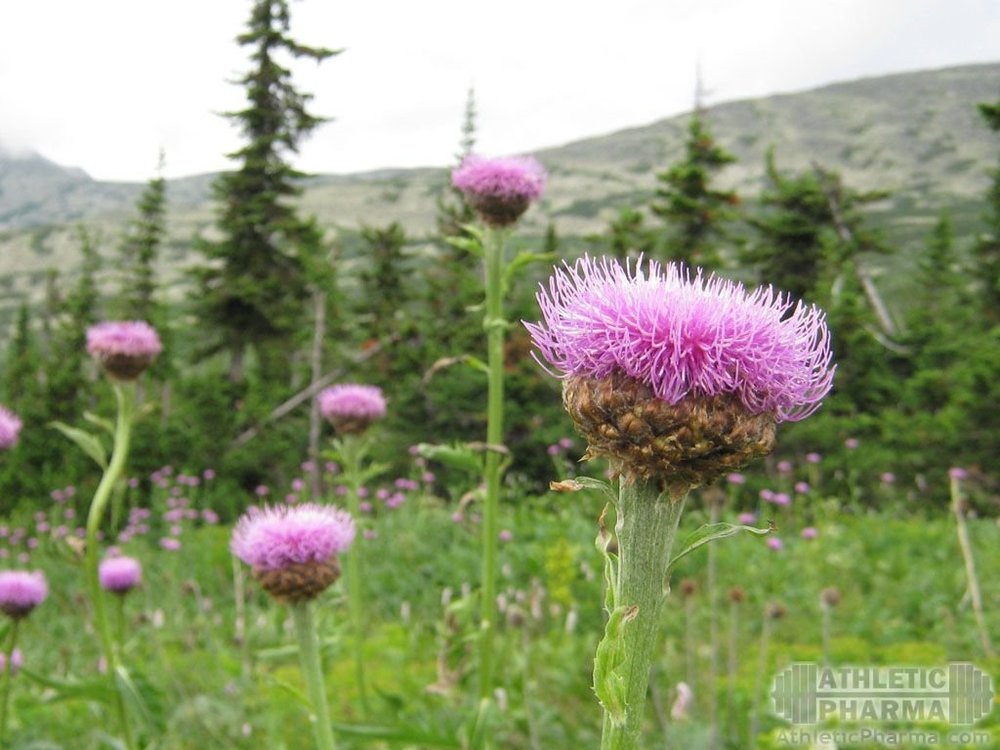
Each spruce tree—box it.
[975,99,1000,323]
[650,114,739,269]
[436,87,478,239]
[746,150,889,306]
[359,222,408,341]
[118,155,167,324]
[192,0,336,382]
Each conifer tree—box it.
[601,206,653,261]
[192,0,336,382]
[974,99,1000,323]
[118,155,166,324]
[746,151,889,306]
[4,304,41,406]
[436,87,478,239]
[359,222,408,341]
[650,114,739,269]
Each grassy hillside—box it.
[0,61,996,329]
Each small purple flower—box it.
[499,529,513,542]
[0,570,48,619]
[726,472,746,486]
[201,509,219,525]
[0,406,22,450]
[737,512,757,525]
[558,437,574,450]
[844,438,859,450]
[86,321,162,380]
[805,452,822,464]
[451,154,546,227]
[772,493,791,507]
[159,538,181,551]
[291,478,305,493]
[203,468,216,481]
[547,444,561,456]
[948,467,968,481]
[99,555,142,595]
[318,384,387,434]
[801,527,818,540]
[880,472,896,485]
[359,501,373,513]
[759,489,775,502]
[766,537,783,551]
[794,482,810,494]
[526,256,835,422]
[255,485,269,498]
[777,460,793,474]
[363,529,378,541]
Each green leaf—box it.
[330,721,462,748]
[49,421,108,469]
[502,250,557,292]
[22,669,115,704]
[549,476,616,503]
[667,522,773,574]
[592,604,636,727]
[415,442,483,476]
[82,411,115,436]
[114,665,154,728]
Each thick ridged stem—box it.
[706,499,721,750]
[0,619,19,741]
[600,479,687,750]
[339,434,370,713]
[479,225,508,703]
[85,381,137,750]
[292,601,337,750]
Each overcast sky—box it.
[1,0,998,183]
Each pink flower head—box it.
[844,438,859,450]
[0,406,22,450]
[726,472,746,486]
[777,460,793,474]
[318,384,386,434]
[0,570,48,619]
[451,154,546,227]
[99,555,142,594]
[526,256,835,423]
[806,452,822,464]
[86,321,162,380]
[880,472,896,485]
[794,482,810,494]
[737,512,757,525]
[801,526,819,540]
[230,503,355,572]
[949,467,968,481]
[498,529,513,542]
[772,492,791,506]
[766,537,783,551]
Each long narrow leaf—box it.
[667,522,773,574]
[49,421,108,470]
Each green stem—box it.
[600,479,687,750]
[479,225,508,703]
[0,620,20,741]
[339,435,370,713]
[292,602,337,750]
[84,381,138,750]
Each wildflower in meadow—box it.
[318,384,386,435]
[231,503,355,750]
[0,570,47,620]
[0,650,22,676]
[86,320,162,380]
[449,154,548,724]
[451,154,546,227]
[801,526,819,540]
[99,556,143,595]
[528,255,834,749]
[0,407,22,451]
[0,570,47,739]
[231,503,355,603]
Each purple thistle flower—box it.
[159,538,181,551]
[0,406,22,450]
[726,472,746,486]
[526,256,835,422]
[318,384,387,435]
[0,570,48,619]
[844,438,860,450]
[99,555,142,595]
[880,472,896,485]
[737,512,757,525]
[86,321,162,380]
[231,503,355,572]
[231,504,356,603]
[772,493,791,507]
[451,154,546,227]
[547,444,561,456]
[766,537,783,551]
[805,452,822,464]
[948,467,968,481]
[777,460,793,474]
[498,529,513,542]
[794,481,810,494]
[801,526,819,540]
